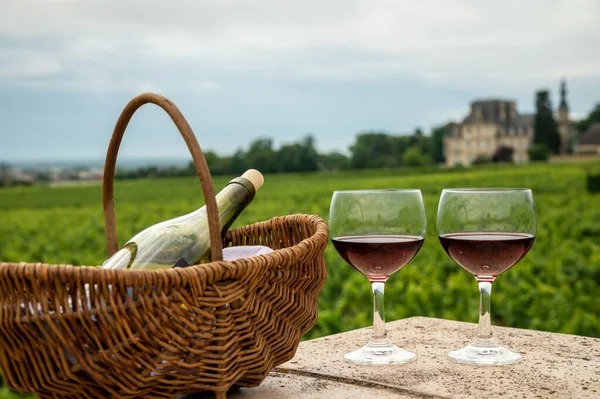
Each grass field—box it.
[0,162,599,398]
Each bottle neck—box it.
[224,177,256,204]
[191,176,256,235]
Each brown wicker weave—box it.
[0,93,328,399]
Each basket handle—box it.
[102,93,223,262]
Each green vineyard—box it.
[0,162,599,398]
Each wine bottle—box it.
[101,169,264,270]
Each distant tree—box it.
[528,144,551,162]
[230,149,248,175]
[350,132,398,169]
[392,135,413,160]
[245,138,278,174]
[533,90,561,154]
[182,161,198,177]
[216,157,235,175]
[297,135,320,172]
[115,168,138,180]
[275,135,319,173]
[431,123,452,164]
[203,151,233,176]
[411,127,433,156]
[575,103,600,136]
[203,151,221,170]
[319,152,350,171]
[402,145,432,167]
[349,130,441,169]
[277,143,304,173]
[141,166,158,178]
[492,146,514,163]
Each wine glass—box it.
[437,188,536,365]
[329,190,426,365]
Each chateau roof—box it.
[462,99,533,128]
[515,114,534,126]
[470,98,515,104]
[579,124,600,145]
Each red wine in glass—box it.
[437,188,536,365]
[330,189,426,365]
[439,232,534,282]
[332,235,424,282]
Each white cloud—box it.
[0,0,598,91]
[0,50,63,77]
[193,80,219,93]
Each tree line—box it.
[530,92,600,161]
[153,98,600,178]
[2,99,600,186]
[115,124,451,179]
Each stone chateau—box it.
[444,80,573,167]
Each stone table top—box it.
[184,316,600,399]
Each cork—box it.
[242,169,264,191]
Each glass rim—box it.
[441,188,532,193]
[333,189,422,194]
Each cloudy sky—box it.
[1,0,599,163]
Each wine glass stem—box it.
[371,281,389,344]
[475,281,495,346]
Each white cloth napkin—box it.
[222,245,274,261]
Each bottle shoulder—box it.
[128,210,206,241]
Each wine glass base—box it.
[344,342,417,365]
[448,343,522,366]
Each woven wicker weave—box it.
[0,93,328,399]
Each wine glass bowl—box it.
[329,189,426,365]
[437,188,536,365]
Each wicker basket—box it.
[0,93,328,399]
